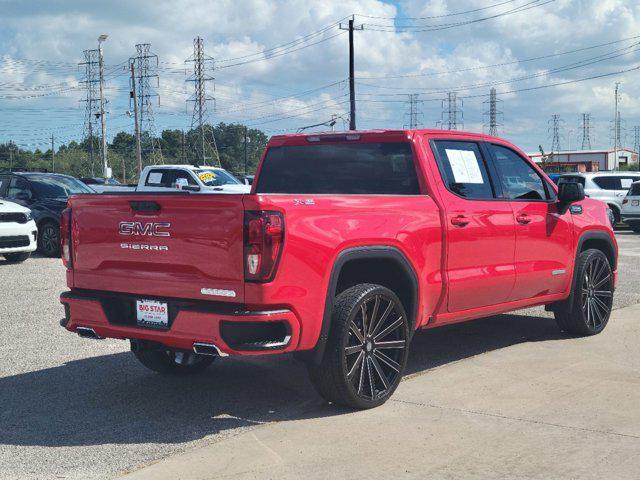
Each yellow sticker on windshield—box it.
[198,172,216,182]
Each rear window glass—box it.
[558,176,585,187]
[255,142,420,195]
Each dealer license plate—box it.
[136,299,168,328]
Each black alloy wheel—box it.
[39,221,60,257]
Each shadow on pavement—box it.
[0,311,564,448]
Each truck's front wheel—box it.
[308,284,410,409]
[131,342,215,375]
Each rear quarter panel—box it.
[244,194,442,351]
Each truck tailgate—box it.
[69,194,246,302]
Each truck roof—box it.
[268,129,503,146]
[143,164,226,171]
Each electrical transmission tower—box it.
[404,94,422,129]
[441,92,463,130]
[549,114,563,154]
[79,49,100,175]
[580,113,592,150]
[131,43,162,164]
[186,36,219,165]
[483,87,502,136]
[633,126,640,154]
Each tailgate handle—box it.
[129,201,161,213]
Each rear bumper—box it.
[60,290,301,356]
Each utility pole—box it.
[244,126,248,175]
[404,94,422,129]
[130,62,143,176]
[613,82,621,171]
[51,134,55,172]
[339,17,363,130]
[186,36,219,165]
[98,34,109,178]
[441,92,463,130]
[181,130,186,163]
[79,48,99,175]
[9,141,13,171]
[483,88,502,136]
[581,113,592,150]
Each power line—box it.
[355,0,519,19]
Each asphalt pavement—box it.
[0,230,639,480]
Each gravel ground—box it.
[1,231,639,480]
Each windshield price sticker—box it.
[198,172,216,182]
[445,149,484,184]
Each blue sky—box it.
[1,0,640,154]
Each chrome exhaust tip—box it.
[76,326,103,340]
[193,342,228,357]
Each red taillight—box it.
[60,207,72,269]
[244,211,284,282]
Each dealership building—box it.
[527,148,639,172]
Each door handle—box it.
[516,214,531,225]
[451,215,470,227]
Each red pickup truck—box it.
[59,130,617,409]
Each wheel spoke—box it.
[360,303,369,336]
[347,351,364,379]
[366,295,381,337]
[375,339,406,350]
[592,295,610,317]
[350,321,365,344]
[366,357,375,399]
[374,349,400,372]
[593,274,611,289]
[374,317,403,341]
[370,356,389,390]
[345,344,363,356]
[590,298,603,327]
[370,300,393,338]
[357,354,366,394]
[594,290,612,298]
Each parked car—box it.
[558,172,640,224]
[0,199,37,262]
[80,177,122,186]
[622,180,640,232]
[96,165,251,194]
[59,129,616,409]
[0,172,93,256]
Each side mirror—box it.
[558,182,585,204]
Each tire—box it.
[131,342,215,375]
[555,249,613,336]
[609,207,621,227]
[3,252,31,263]
[307,284,410,409]
[38,220,60,257]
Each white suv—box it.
[0,199,37,262]
[622,181,640,233]
[558,172,640,224]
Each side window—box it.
[432,141,495,199]
[558,175,585,187]
[7,177,32,200]
[172,170,197,186]
[0,176,9,196]
[145,169,173,187]
[489,145,551,201]
[620,177,640,190]
[593,177,620,190]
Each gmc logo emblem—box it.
[119,221,171,237]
